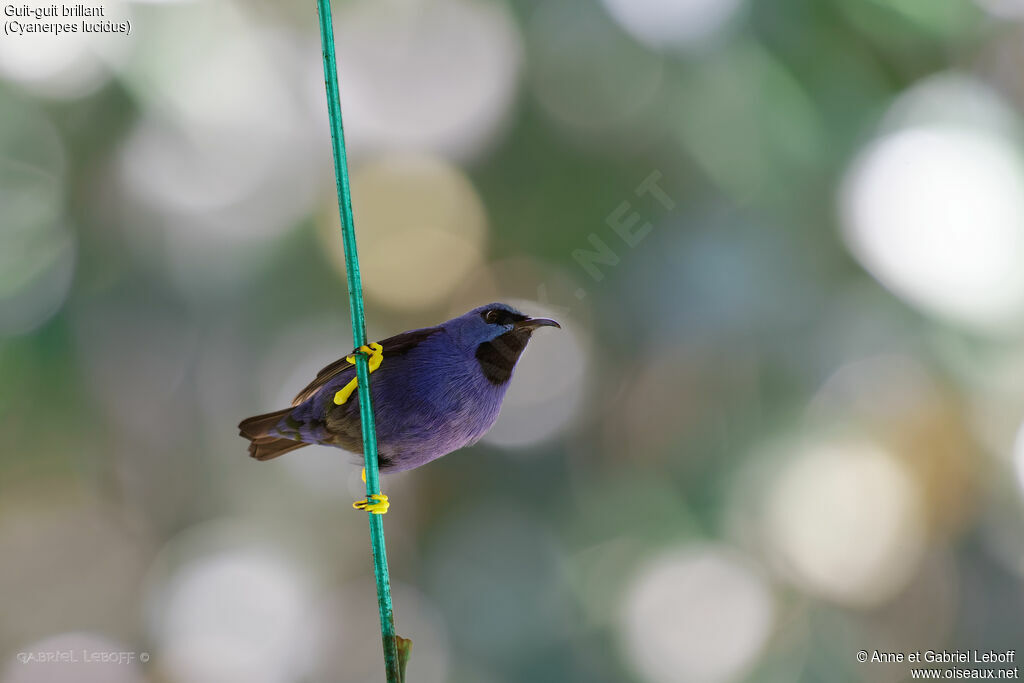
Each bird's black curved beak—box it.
[515,316,561,331]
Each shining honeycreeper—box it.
[239,303,560,473]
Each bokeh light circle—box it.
[320,154,488,311]
[841,78,1024,335]
[333,0,522,161]
[145,520,316,683]
[116,9,324,298]
[807,353,979,539]
[763,438,926,606]
[618,545,775,683]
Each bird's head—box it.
[446,303,560,384]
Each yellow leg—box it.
[334,342,384,405]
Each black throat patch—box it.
[475,329,531,385]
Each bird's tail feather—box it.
[248,436,307,461]
[238,409,307,461]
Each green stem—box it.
[315,2,401,681]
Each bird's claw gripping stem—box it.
[354,469,389,514]
[353,493,390,514]
[333,342,384,405]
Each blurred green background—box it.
[3,0,1024,682]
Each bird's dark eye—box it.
[484,310,499,324]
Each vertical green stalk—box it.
[315,1,401,681]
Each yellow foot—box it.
[345,342,384,368]
[353,493,389,514]
[334,342,385,405]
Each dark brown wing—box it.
[291,356,354,406]
[291,326,444,406]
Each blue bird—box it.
[238,303,560,478]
